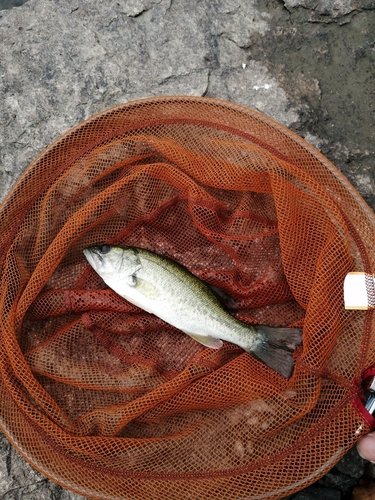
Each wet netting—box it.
[0,96,374,499]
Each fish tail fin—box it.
[251,326,302,378]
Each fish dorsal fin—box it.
[182,330,223,349]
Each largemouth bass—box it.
[83,245,302,378]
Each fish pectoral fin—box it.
[126,264,143,287]
[133,277,160,299]
[127,274,137,286]
[183,331,223,349]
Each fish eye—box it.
[99,245,111,254]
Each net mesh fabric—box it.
[0,96,374,499]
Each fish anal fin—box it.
[183,331,223,349]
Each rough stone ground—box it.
[0,0,374,498]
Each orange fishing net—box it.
[0,96,374,499]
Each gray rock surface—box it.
[0,0,374,498]
[0,0,28,9]
[292,486,341,500]
[335,445,365,478]
[0,433,86,499]
[318,470,359,496]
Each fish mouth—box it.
[83,247,100,268]
[84,245,113,270]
